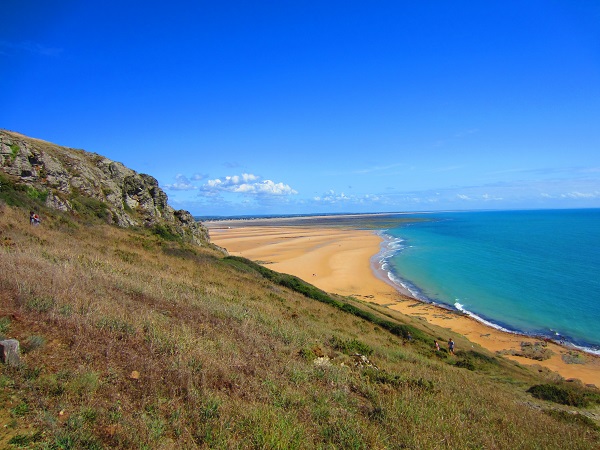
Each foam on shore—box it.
[373,228,600,357]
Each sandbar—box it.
[207,221,600,386]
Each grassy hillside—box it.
[1,199,599,449]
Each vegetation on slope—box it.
[0,199,599,449]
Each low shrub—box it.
[25,296,55,313]
[71,195,109,220]
[499,341,553,361]
[455,350,500,371]
[361,367,435,392]
[545,409,600,431]
[527,383,600,407]
[26,186,48,203]
[10,143,20,160]
[330,336,373,356]
[562,351,587,365]
[0,172,34,207]
[151,223,180,241]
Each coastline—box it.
[206,221,600,386]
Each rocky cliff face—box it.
[0,129,210,246]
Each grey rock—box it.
[0,339,21,367]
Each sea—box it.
[373,209,600,354]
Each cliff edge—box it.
[0,129,209,245]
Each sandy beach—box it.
[207,221,600,386]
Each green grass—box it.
[545,409,600,431]
[0,172,31,207]
[0,316,10,335]
[9,143,19,160]
[71,194,110,221]
[151,223,180,241]
[25,185,48,203]
[527,383,600,407]
[0,202,599,449]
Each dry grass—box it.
[0,203,599,449]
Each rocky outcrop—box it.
[0,129,210,245]
[0,339,20,367]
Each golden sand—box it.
[208,223,600,386]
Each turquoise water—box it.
[375,209,600,353]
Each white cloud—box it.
[202,173,297,196]
[540,191,600,200]
[482,193,503,201]
[456,193,502,202]
[164,174,197,191]
[313,190,382,204]
[561,191,600,199]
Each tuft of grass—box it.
[8,431,43,447]
[527,383,600,407]
[97,317,136,337]
[454,350,500,372]
[26,185,48,203]
[21,335,46,353]
[114,248,139,263]
[151,223,180,241]
[0,316,10,335]
[11,401,29,418]
[67,371,100,397]
[545,409,600,431]
[71,194,109,220]
[200,396,221,420]
[10,143,20,160]
[330,335,373,356]
[25,296,55,313]
[0,172,42,208]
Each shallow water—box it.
[375,209,600,353]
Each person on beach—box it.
[434,340,440,351]
[448,338,455,355]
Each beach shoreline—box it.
[206,220,600,386]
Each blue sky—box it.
[2,1,600,216]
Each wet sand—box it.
[208,222,600,386]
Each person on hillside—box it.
[30,211,35,225]
[434,340,440,351]
[448,338,455,355]
[33,213,41,225]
